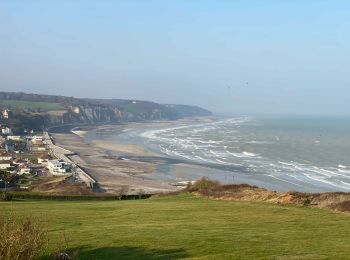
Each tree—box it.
[0,170,18,192]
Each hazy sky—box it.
[0,1,349,115]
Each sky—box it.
[0,0,349,116]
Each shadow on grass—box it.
[43,246,188,260]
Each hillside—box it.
[1,194,350,259]
[0,99,64,111]
[0,92,211,133]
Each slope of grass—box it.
[123,102,160,114]
[0,100,64,111]
[1,193,350,259]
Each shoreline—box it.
[50,121,211,194]
[51,123,181,194]
[49,118,219,194]
[51,117,346,194]
[80,121,317,193]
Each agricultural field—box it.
[0,99,64,111]
[1,193,350,259]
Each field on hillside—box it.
[1,194,350,259]
[0,99,64,110]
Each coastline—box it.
[78,120,314,193]
[50,118,219,194]
[51,123,180,194]
[51,117,344,194]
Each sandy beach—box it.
[52,124,181,194]
[51,118,220,194]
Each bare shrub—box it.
[187,179,350,213]
[189,177,222,197]
[0,216,47,260]
[116,186,129,200]
[328,201,350,212]
[222,183,259,192]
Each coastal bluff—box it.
[0,92,211,133]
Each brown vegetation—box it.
[0,216,46,260]
[188,177,350,212]
[187,177,221,197]
[31,177,94,196]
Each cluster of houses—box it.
[1,125,36,137]
[0,131,73,189]
[1,129,48,154]
[0,108,77,190]
[0,152,71,177]
[0,152,33,175]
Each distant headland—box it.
[0,91,211,134]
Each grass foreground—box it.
[1,193,350,259]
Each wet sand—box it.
[51,129,179,194]
[91,140,156,156]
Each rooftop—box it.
[39,154,51,159]
[0,160,12,164]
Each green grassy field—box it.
[0,99,64,110]
[1,193,350,259]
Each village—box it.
[0,108,75,191]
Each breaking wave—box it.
[139,116,350,191]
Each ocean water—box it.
[137,116,350,192]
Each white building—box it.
[18,165,31,175]
[0,160,12,170]
[2,109,11,119]
[7,135,22,141]
[0,153,13,161]
[13,158,26,167]
[47,160,71,175]
[2,127,12,135]
[29,135,44,143]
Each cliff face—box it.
[0,92,212,133]
[58,102,210,124]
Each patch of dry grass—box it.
[188,177,350,212]
[0,216,47,260]
[31,177,94,196]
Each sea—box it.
[88,115,350,192]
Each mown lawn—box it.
[1,193,350,259]
[0,99,64,110]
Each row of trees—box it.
[1,112,47,134]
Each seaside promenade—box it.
[44,131,98,189]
